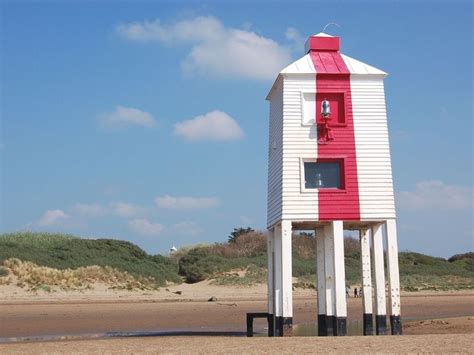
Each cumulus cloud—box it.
[38,210,70,226]
[174,110,243,141]
[285,27,305,52]
[73,203,108,217]
[99,106,156,130]
[172,221,203,236]
[128,218,164,236]
[155,195,219,209]
[397,180,473,211]
[110,202,147,217]
[73,202,147,218]
[116,16,292,80]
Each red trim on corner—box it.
[310,51,361,221]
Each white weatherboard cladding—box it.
[267,78,284,227]
[281,75,319,222]
[351,76,396,220]
[267,51,394,226]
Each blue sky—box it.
[1,1,472,257]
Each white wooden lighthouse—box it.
[266,33,401,336]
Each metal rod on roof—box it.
[322,22,341,33]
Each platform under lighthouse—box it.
[266,33,402,337]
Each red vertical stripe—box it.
[310,51,361,221]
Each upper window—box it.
[301,91,346,126]
[304,161,342,189]
[301,92,316,125]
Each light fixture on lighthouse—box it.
[321,99,331,118]
[318,98,334,144]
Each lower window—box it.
[304,161,342,189]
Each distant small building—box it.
[169,246,177,254]
[265,32,401,337]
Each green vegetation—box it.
[0,231,472,291]
[178,231,267,283]
[0,232,180,287]
[399,252,474,291]
[228,227,254,244]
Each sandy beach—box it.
[0,283,473,353]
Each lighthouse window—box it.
[304,161,342,189]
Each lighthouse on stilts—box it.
[265,32,402,337]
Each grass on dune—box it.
[0,231,472,291]
[0,232,181,287]
[0,258,157,292]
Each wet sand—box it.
[0,288,472,353]
[0,293,472,338]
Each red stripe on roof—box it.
[310,51,350,74]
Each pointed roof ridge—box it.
[312,32,334,37]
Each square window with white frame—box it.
[303,161,343,189]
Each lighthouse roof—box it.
[266,33,387,100]
[279,53,387,76]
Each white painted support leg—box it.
[371,223,387,335]
[385,220,402,335]
[279,220,293,336]
[331,221,347,336]
[360,228,374,335]
[323,223,335,335]
[267,228,275,336]
[315,227,327,336]
[273,224,282,335]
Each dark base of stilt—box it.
[268,314,274,337]
[390,315,402,335]
[376,315,387,335]
[318,314,327,336]
[334,317,347,336]
[275,316,293,337]
[363,313,374,335]
[326,315,335,336]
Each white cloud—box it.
[172,221,203,236]
[155,195,219,209]
[73,202,146,218]
[99,106,156,130]
[74,203,108,217]
[110,202,147,217]
[397,180,473,211]
[128,218,164,236]
[116,16,292,80]
[285,27,304,52]
[174,110,243,141]
[38,209,70,226]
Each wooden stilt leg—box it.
[372,223,387,335]
[360,228,374,335]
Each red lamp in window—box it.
[318,98,334,144]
